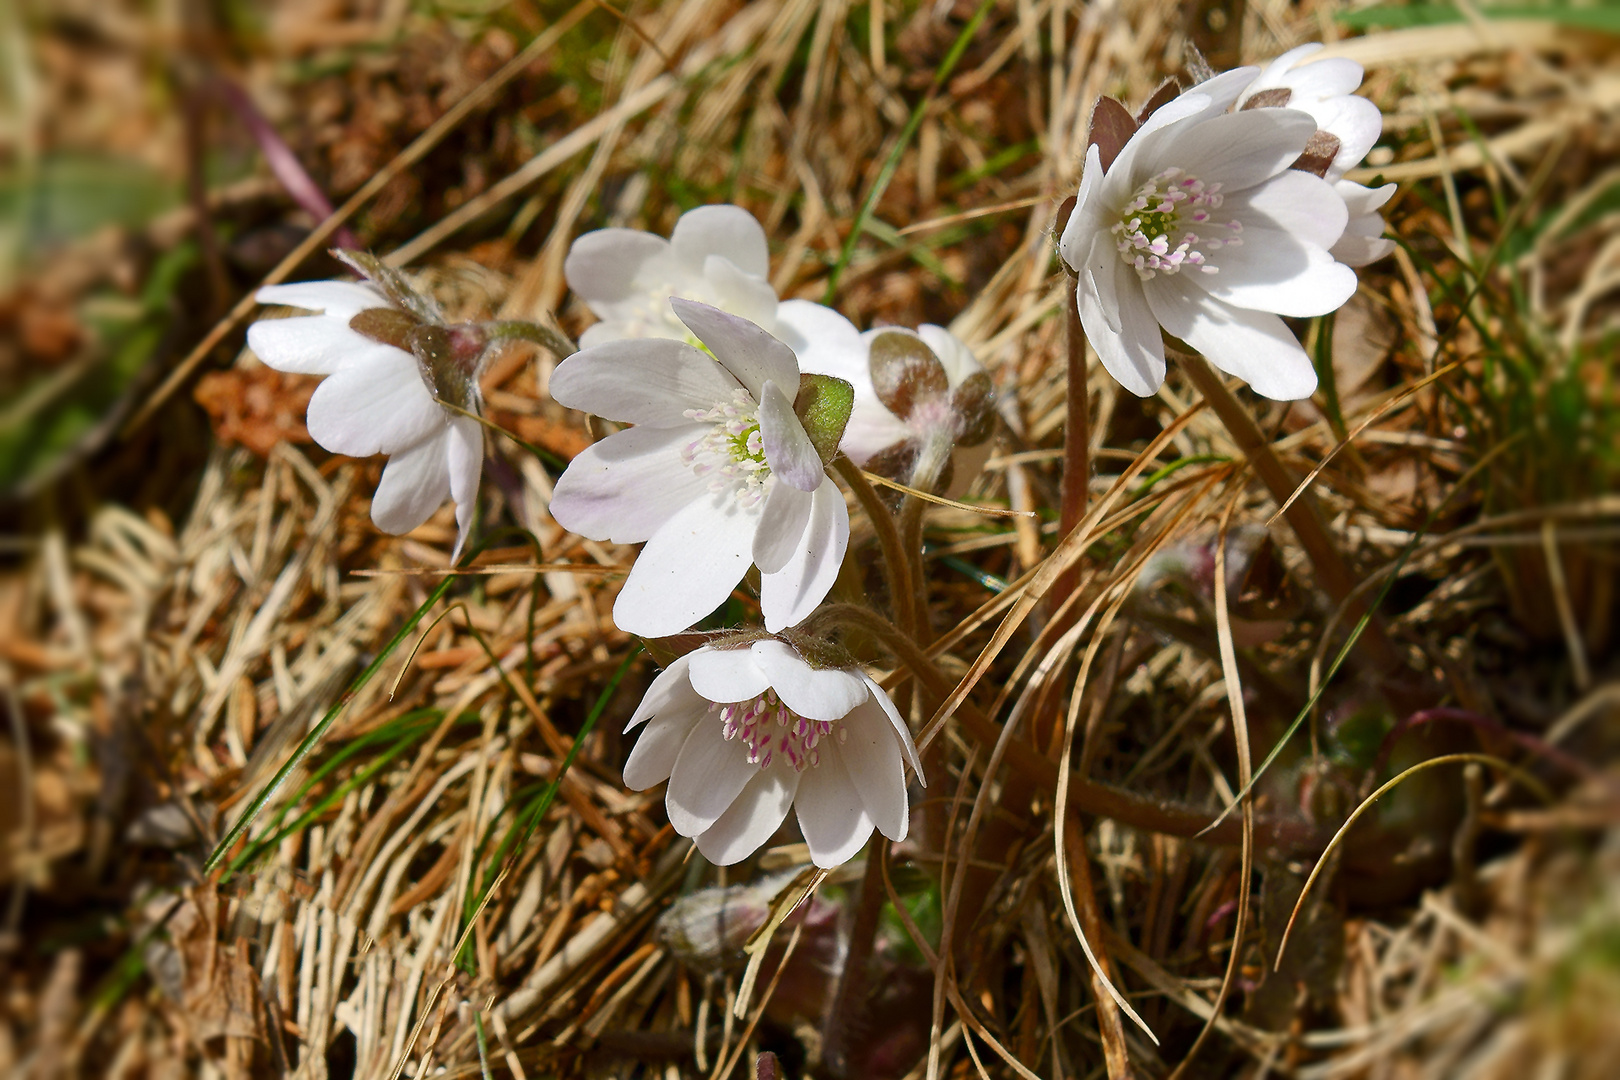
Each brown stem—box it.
[1176,351,1405,676]
[834,457,916,639]
[1056,269,1091,608]
[820,837,888,1077]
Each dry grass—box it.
[3,0,1619,1077]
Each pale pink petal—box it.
[1144,277,1318,400]
[306,348,444,456]
[758,380,822,492]
[695,765,801,865]
[1078,239,1166,397]
[1223,170,1348,252]
[795,751,874,868]
[687,647,771,703]
[704,255,778,328]
[370,429,452,535]
[749,640,867,722]
[1140,108,1315,193]
[671,205,771,278]
[752,479,814,575]
[833,703,909,841]
[247,315,376,375]
[774,300,866,379]
[758,478,848,633]
[564,229,671,305]
[666,723,759,836]
[859,673,924,777]
[614,493,760,638]
[1193,226,1357,318]
[671,299,799,402]
[256,280,389,319]
[549,424,712,544]
[446,415,483,562]
[549,340,744,427]
[627,653,699,729]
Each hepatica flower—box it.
[247,253,484,559]
[566,204,781,347]
[778,304,996,497]
[1060,72,1361,400]
[548,299,852,637]
[623,637,923,867]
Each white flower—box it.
[247,279,483,559]
[1235,44,1396,267]
[622,638,922,867]
[779,303,995,497]
[565,204,780,348]
[548,298,849,638]
[1060,84,1358,401]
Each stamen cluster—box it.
[1112,168,1240,279]
[714,689,843,772]
[681,388,770,506]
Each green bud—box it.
[792,373,855,467]
[332,249,444,324]
[349,307,423,351]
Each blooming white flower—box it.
[623,638,923,867]
[1060,81,1358,401]
[565,204,780,348]
[548,298,849,637]
[1235,44,1396,267]
[779,303,995,496]
[247,277,483,559]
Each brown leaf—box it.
[1135,77,1183,123]
[194,367,318,457]
[161,886,264,1046]
[868,330,948,421]
[1292,130,1341,179]
[1241,87,1292,110]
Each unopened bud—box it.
[868,331,948,421]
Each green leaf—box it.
[793,373,855,467]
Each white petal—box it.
[1104,91,1216,197]
[549,339,744,427]
[1309,95,1383,178]
[305,347,445,456]
[859,673,924,778]
[1144,277,1318,400]
[671,299,799,402]
[1193,226,1357,318]
[704,255,778,328]
[1078,243,1166,397]
[1332,227,1395,268]
[256,280,389,319]
[614,492,760,638]
[666,723,759,836]
[371,430,452,535]
[624,707,703,789]
[749,640,867,722]
[687,647,771,703]
[916,324,981,385]
[628,653,699,729]
[695,765,801,865]
[1224,170,1348,252]
[752,479,814,575]
[564,228,671,304]
[774,300,866,380]
[1140,108,1316,193]
[758,478,848,633]
[1059,145,1107,271]
[1180,67,1260,116]
[832,704,909,842]
[247,315,374,375]
[446,415,482,563]
[759,380,822,492]
[795,751,874,868]
[1336,179,1397,218]
[672,205,770,279]
[549,424,712,544]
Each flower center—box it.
[1111,168,1240,280]
[713,689,845,772]
[682,388,772,508]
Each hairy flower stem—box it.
[1175,349,1406,676]
[834,457,917,640]
[1056,265,1091,609]
[798,604,1326,850]
[898,429,956,643]
[483,319,577,358]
